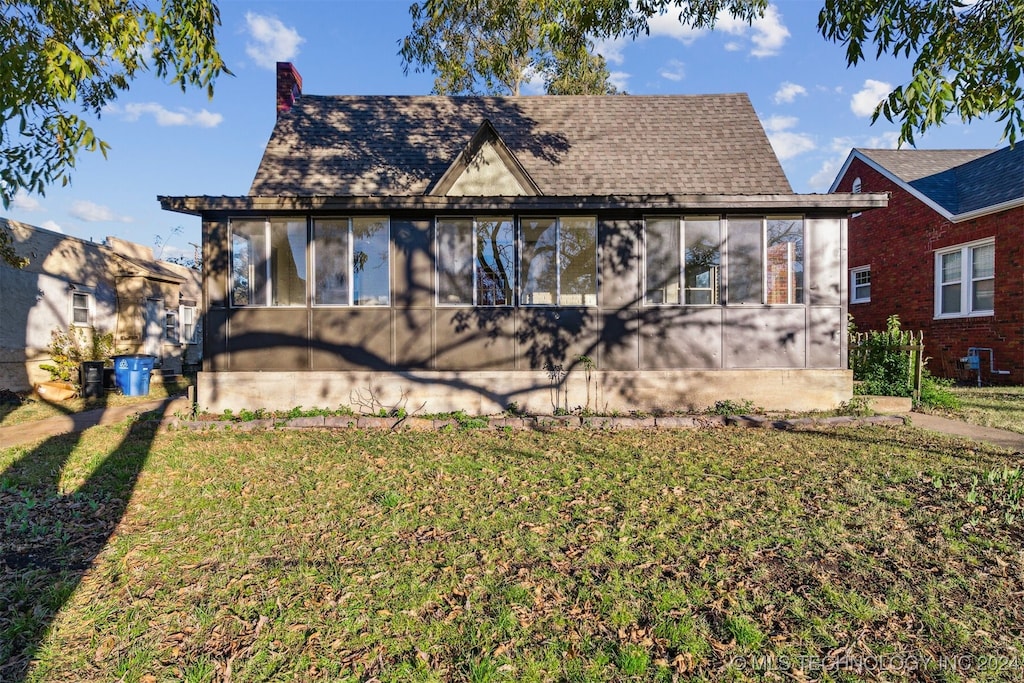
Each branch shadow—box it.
[0,398,167,681]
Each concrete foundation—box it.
[195,369,854,415]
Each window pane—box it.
[645,218,681,304]
[437,219,474,305]
[941,283,961,314]
[684,218,720,305]
[972,243,994,279]
[73,307,89,324]
[727,218,763,304]
[560,217,597,305]
[941,251,961,284]
[269,219,307,306]
[475,218,515,306]
[231,220,267,306]
[521,217,557,305]
[972,278,994,312]
[766,218,803,304]
[314,219,350,305]
[353,217,389,306]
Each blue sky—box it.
[5,0,1008,262]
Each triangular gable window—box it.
[429,119,541,197]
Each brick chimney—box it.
[276,62,302,115]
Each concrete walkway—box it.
[907,412,1024,453]
[0,397,191,449]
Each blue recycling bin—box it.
[112,354,156,396]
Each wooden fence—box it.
[849,329,925,401]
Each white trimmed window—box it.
[165,310,179,343]
[436,217,515,306]
[181,305,198,344]
[70,287,93,326]
[230,218,308,307]
[850,266,871,303]
[935,239,994,318]
[520,217,597,306]
[644,217,721,305]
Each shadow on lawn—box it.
[0,398,166,681]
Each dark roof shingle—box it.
[249,94,793,197]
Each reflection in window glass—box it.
[645,218,681,304]
[971,243,995,312]
[727,218,763,304]
[353,218,390,306]
[475,218,514,305]
[560,218,597,305]
[231,220,268,306]
[684,218,720,305]
[766,218,803,304]
[437,219,474,305]
[270,219,307,306]
[940,250,962,315]
[314,220,350,305]
[521,217,558,305]
[312,218,390,306]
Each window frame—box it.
[228,217,310,308]
[722,215,805,306]
[435,216,516,307]
[180,304,198,344]
[934,238,995,319]
[850,266,871,304]
[519,215,598,307]
[310,216,392,307]
[642,215,722,307]
[70,286,94,327]
[165,310,179,343]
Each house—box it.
[159,62,885,415]
[0,219,203,392]
[831,146,1023,384]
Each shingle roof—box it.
[857,147,1023,214]
[249,94,793,197]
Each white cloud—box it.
[658,59,685,82]
[107,102,223,127]
[609,71,631,92]
[774,81,807,104]
[521,65,546,95]
[806,132,898,190]
[70,200,133,223]
[717,4,790,57]
[11,189,40,211]
[245,12,304,69]
[851,79,892,117]
[41,220,63,233]
[761,115,815,160]
[647,11,707,44]
[594,36,627,66]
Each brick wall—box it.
[841,157,1024,384]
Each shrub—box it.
[850,315,916,397]
[38,326,114,383]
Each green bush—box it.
[850,315,915,397]
[38,326,113,383]
[918,372,960,409]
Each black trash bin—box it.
[80,361,105,398]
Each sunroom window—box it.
[436,217,515,306]
[644,217,721,305]
[230,218,307,307]
[520,217,597,306]
[313,217,390,306]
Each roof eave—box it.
[159,193,888,215]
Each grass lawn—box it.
[923,386,1024,436]
[2,423,1023,681]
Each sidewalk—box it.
[907,412,1024,453]
[0,396,192,449]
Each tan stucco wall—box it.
[195,368,854,415]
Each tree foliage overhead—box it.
[400,0,620,95]
[402,0,1023,145]
[819,0,1023,146]
[0,0,230,215]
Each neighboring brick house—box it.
[159,63,885,415]
[0,219,203,391]
[831,146,1024,384]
